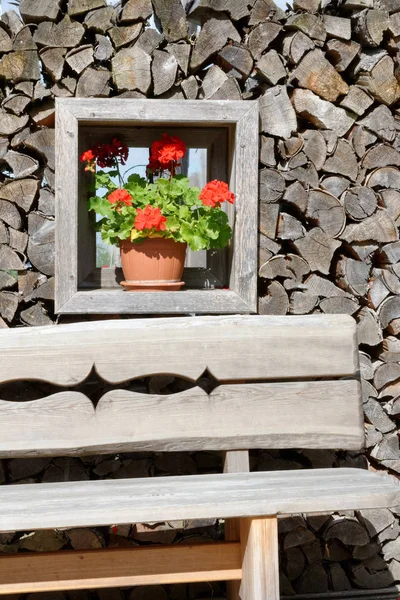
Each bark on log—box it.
[292,49,349,102]
[111,47,151,93]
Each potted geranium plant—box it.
[80,134,234,291]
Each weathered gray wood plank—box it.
[0,315,358,384]
[0,380,362,456]
[0,469,397,531]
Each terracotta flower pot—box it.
[119,237,187,291]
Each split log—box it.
[166,43,191,77]
[190,0,250,21]
[339,86,373,116]
[0,244,24,270]
[260,136,276,167]
[368,269,391,308]
[152,0,188,42]
[259,168,285,202]
[201,65,241,99]
[190,16,240,70]
[277,212,306,239]
[321,176,350,197]
[302,130,326,170]
[290,291,319,314]
[350,243,378,261]
[2,94,30,115]
[152,50,178,96]
[83,7,115,33]
[247,21,282,61]
[284,181,308,213]
[29,101,55,127]
[283,163,319,188]
[278,136,303,160]
[341,209,398,243]
[364,398,396,433]
[304,273,353,298]
[0,270,16,291]
[379,240,400,263]
[259,203,279,239]
[336,256,370,296]
[282,31,314,64]
[14,81,34,97]
[33,81,52,101]
[324,139,358,181]
[321,130,338,154]
[354,9,390,47]
[24,129,55,171]
[323,15,351,40]
[66,45,94,74]
[379,295,400,332]
[12,25,36,52]
[181,76,198,99]
[0,221,7,244]
[38,188,55,216]
[389,10,400,35]
[218,44,253,80]
[255,50,285,84]
[0,178,39,212]
[306,189,346,237]
[1,10,23,36]
[359,105,395,141]
[4,150,39,179]
[366,166,400,189]
[136,29,163,55]
[319,296,359,314]
[0,26,12,53]
[40,47,66,81]
[293,228,342,274]
[0,51,40,82]
[44,166,55,191]
[68,0,106,17]
[109,24,142,49]
[120,0,152,22]
[259,233,281,265]
[325,39,361,72]
[356,306,383,346]
[0,291,18,323]
[9,228,28,254]
[286,13,326,42]
[362,143,400,169]
[0,200,21,230]
[94,35,113,62]
[258,280,289,315]
[292,89,356,137]
[249,0,285,25]
[112,47,151,93]
[25,277,55,302]
[76,67,111,97]
[27,212,55,276]
[34,16,85,48]
[291,49,348,102]
[374,362,400,391]
[351,126,378,158]
[259,85,297,140]
[20,302,54,327]
[19,0,61,23]
[343,186,377,220]
[288,151,307,169]
[356,51,400,105]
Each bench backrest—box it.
[0,315,362,457]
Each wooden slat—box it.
[0,543,242,594]
[0,380,363,456]
[240,517,279,600]
[0,314,358,385]
[0,469,397,532]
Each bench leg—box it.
[239,516,279,600]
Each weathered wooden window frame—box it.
[55,99,259,314]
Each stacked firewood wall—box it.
[0,0,399,596]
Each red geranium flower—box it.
[134,205,167,231]
[108,189,133,206]
[80,149,95,163]
[199,180,235,208]
[150,134,186,169]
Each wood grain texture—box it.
[0,543,241,594]
[0,314,358,384]
[239,517,279,600]
[0,469,398,531]
[0,380,363,456]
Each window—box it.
[55,99,258,314]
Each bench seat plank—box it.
[0,469,398,532]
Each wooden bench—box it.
[0,314,398,598]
